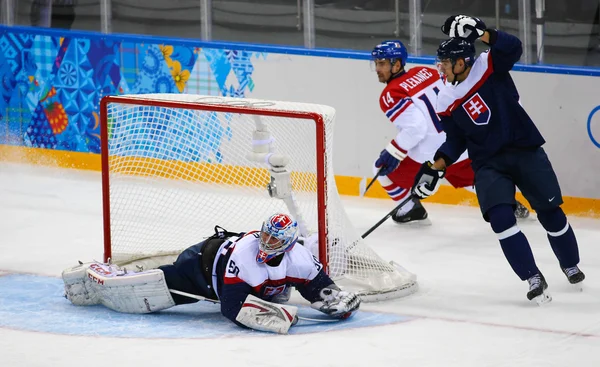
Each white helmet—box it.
[256,213,299,263]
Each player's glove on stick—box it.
[441,15,486,43]
[311,285,361,319]
[375,140,407,176]
[412,161,445,199]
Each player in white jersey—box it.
[61,213,361,334]
[371,40,474,224]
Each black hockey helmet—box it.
[436,38,476,67]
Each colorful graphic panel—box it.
[0,28,262,153]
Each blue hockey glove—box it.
[441,15,486,43]
[375,141,407,176]
[412,161,445,199]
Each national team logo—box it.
[264,285,286,297]
[462,93,491,125]
[270,214,293,229]
[257,251,268,262]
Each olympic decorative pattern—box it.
[0,28,262,153]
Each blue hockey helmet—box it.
[436,38,476,67]
[256,213,299,264]
[371,40,408,67]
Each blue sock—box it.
[537,207,580,268]
[488,205,539,280]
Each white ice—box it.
[1,163,599,367]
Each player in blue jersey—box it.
[411,15,585,305]
[62,213,360,334]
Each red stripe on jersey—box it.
[389,100,413,122]
[439,52,494,117]
[390,139,408,154]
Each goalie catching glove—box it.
[311,285,361,319]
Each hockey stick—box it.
[360,168,383,197]
[361,194,414,239]
[169,289,341,323]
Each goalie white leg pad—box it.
[235,294,298,334]
[62,262,101,306]
[87,264,176,314]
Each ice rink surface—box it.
[1,163,599,367]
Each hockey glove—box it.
[441,15,486,43]
[311,285,361,319]
[236,294,299,334]
[412,161,445,199]
[375,140,407,176]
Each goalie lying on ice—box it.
[62,213,361,334]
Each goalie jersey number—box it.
[228,260,240,277]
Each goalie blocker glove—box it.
[235,294,298,334]
[311,284,361,319]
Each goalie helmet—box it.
[256,213,299,264]
[371,40,408,67]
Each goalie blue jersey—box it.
[435,30,546,170]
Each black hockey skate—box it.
[514,200,530,219]
[562,266,585,286]
[527,273,551,305]
[392,198,430,225]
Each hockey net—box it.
[100,94,417,301]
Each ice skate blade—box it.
[570,282,584,292]
[395,218,432,226]
[531,292,552,306]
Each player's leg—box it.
[377,157,429,224]
[475,161,550,304]
[159,239,222,304]
[512,148,584,286]
[445,158,530,219]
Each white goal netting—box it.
[101,94,417,301]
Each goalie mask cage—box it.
[100,94,417,302]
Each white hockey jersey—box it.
[379,66,468,163]
[222,231,324,298]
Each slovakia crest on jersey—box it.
[462,93,491,125]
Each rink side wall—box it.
[1,26,600,217]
